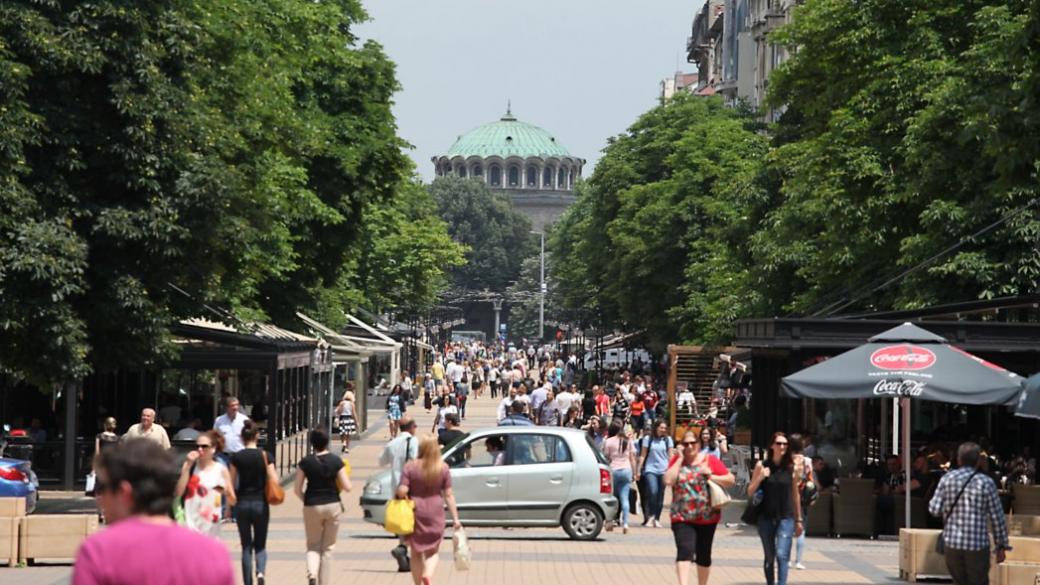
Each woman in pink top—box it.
[603,419,636,534]
[73,439,234,585]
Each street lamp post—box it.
[531,230,545,340]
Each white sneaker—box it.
[652,519,662,528]
[795,563,806,570]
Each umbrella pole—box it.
[902,397,911,530]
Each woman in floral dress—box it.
[386,385,405,439]
[665,430,734,585]
[176,430,236,538]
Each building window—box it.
[558,168,566,188]
[472,164,483,177]
[457,165,466,178]
[508,166,519,187]
[526,165,537,187]
[490,165,502,186]
[543,167,553,187]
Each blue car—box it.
[0,457,39,514]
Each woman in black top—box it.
[581,391,597,423]
[294,429,351,585]
[230,420,270,585]
[747,432,802,585]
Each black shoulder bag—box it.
[936,469,980,554]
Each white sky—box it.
[357,0,701,181]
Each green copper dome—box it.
[445,109,572,159]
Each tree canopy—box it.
[429,176,537,292]
[552,0,1040,348]
[0,0,458,385]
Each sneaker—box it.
[796,563,806,570]
[641,518,650,527]
[652,519,662,528]
[309,579,317,585]
[257,575,264,585]
[622,524,629,534]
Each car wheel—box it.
[562,503,603,540]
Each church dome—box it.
[445,110,572,159]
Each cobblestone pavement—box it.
[6,391,901,585]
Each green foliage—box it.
[551,95,770,349]
[762,0,1040,315]
[429,176,536,292]
[0,0,433,385]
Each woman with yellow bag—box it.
[394,435,462,585]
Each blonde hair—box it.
[343,391,355,403]
[417,435,445,485]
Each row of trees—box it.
[0,1,463,385]
[551,0,1040,351]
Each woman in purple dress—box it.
[395,435,462,585]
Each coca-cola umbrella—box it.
[780,322,1024,527]
[1015,374,1040,420]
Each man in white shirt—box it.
[555,385,577,415]
[446,359,464,388]
[488,364,501,398]
[529,382,550,414]
[214,396,250,455]
[379,417,419,572]
[122,408,171,449]
[497,387,517,423]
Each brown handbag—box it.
[262,450,285,505]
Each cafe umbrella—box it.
[781,322,1024,528]
[1015,374,1040,420]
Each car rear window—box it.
[585,435,609,466]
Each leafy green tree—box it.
[0,0,416,385]
[551,95,769,349]
[429,176,537,292]
[761,0,1040,315]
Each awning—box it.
[296,313,372,357]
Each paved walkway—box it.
[6,390,901,585]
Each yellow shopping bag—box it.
[336,457,351,492]
[384,498,415,536]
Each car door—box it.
[506,433,574,523]
[444,434,512,524]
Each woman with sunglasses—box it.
[665,430,735,585]
[176,430,236,538]
[747,432,803,585]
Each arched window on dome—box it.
[508,166,520,187]
[569,168,575,188]
[543,167,553,188]
[526,165,537,187]
[472,163,483,178]
[456,165,467,178]
[490,165,502,187]
[558,168,566,189]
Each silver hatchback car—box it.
[360,426,618,540]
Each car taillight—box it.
[0,467,26,482]
[599,468,612,495]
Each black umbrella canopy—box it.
[781,322,1023,405]
[1015,374,1040,419]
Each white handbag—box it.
[453,529,471,571]
[85,472,96,496]
[708,479,731,510]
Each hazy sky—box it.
[357,0,700,181]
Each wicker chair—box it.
[805,492,833,536]
[833,478,876,538]
[893,495,929,530]
[1012,485,1040,515]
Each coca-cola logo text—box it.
[870,344,937,371]
[873,379,926,397]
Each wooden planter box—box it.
[0,516,17,567]
[1008,515,1040,537]
[732,430,752,445]
[806,492,832,537]
[899,529,949,582]
[991,562,1040,585]
[0,497,27,518]
[18,514,98,565]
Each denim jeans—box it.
[758,516,795,585]
[644,472,665,521]
[794,508,808,564]
[612,468,633,526]
[236,499,269,585]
